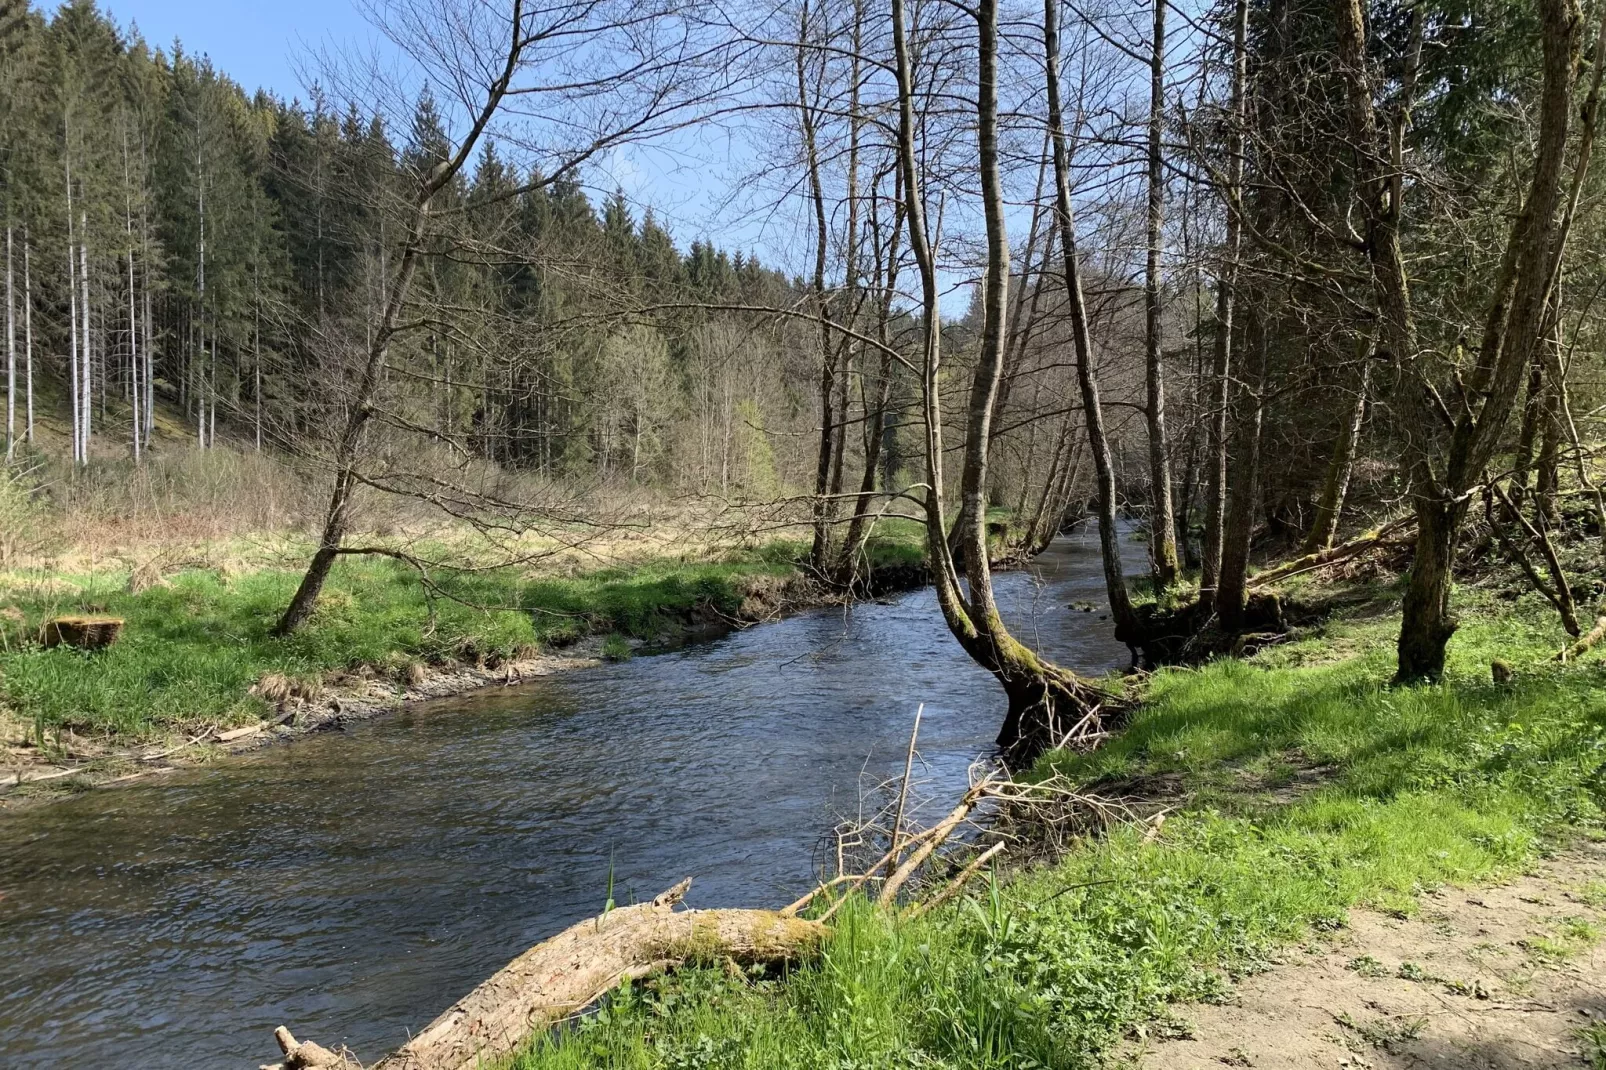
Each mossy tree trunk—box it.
[890,0,1108,762]
[1334,0,1591,683]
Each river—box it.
[0,528,1144,1067]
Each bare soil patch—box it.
[1124,841,1606,1069]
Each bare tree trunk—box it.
[1143,0,1178,588]
[1511,357,1545,507]
[252,268,261,453]
[5,225,13,460]
[277,1,531,635]
[1536,378,1562,528]
[827,28,863,531]
[22,232,32,445]
[142,278,153,443]
[129,248,140,463]
[1201,0,1248,612]
[836,164,902,583]
[80,230,92,458]
[1302,343,1370,553]
[1046,0,1140,648]
[1216,309,1266,631]
[67,162,81,466]
[798,0,837,575]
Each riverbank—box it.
[0,524,930,806]
[492,576,1606,1070]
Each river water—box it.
[0,529,1143,1067]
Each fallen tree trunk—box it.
[263,880,825,1070]
[1247,516,1414,590]
[1558,615,1606,662]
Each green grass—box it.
[0,531,924,741]
[505,583,1606,1070]
[1578,1018,1606,1070]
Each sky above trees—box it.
[32,0,785,278]
[32,0,372,100]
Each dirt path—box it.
[1126,841,1606,1069]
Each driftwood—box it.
[877,778,998,906]
[40,615,124,650]
[267,880,826,1070]
[264,770,1123,1070]
[262,1027,352,1069]
[1248,517,1414,590]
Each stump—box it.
[40,616,124,650]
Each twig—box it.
[905,841,1005,918]
[885,704,923,879]
[878,778,997,906]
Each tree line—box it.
[5,0,1605,757]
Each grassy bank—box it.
[0,516,927,750]
[503,582,1606,1070]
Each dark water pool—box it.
[0,529,1143,1067]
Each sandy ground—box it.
[1123,840,1606,1069]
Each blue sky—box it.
[75,0,371,103]
[62,1,789,262]
[57,0,980,302]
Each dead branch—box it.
[1558,615,1606,662]
[905,841,1006,918]
[877,777,999,906]
[885,704,923,879]
[1248,516,1415,589]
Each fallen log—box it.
[266,880,825,1070]
[1247,516,1414,590]
[1558,615,1606,663]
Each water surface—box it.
[0,529,1143,1066]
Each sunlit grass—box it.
[0,530,924,740]
[508,583,1606,1070]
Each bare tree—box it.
[277,0,740,634]
[1142,0,1177,588]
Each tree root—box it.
[996,667,1115,765]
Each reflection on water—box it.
[0,528,1143,1067]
